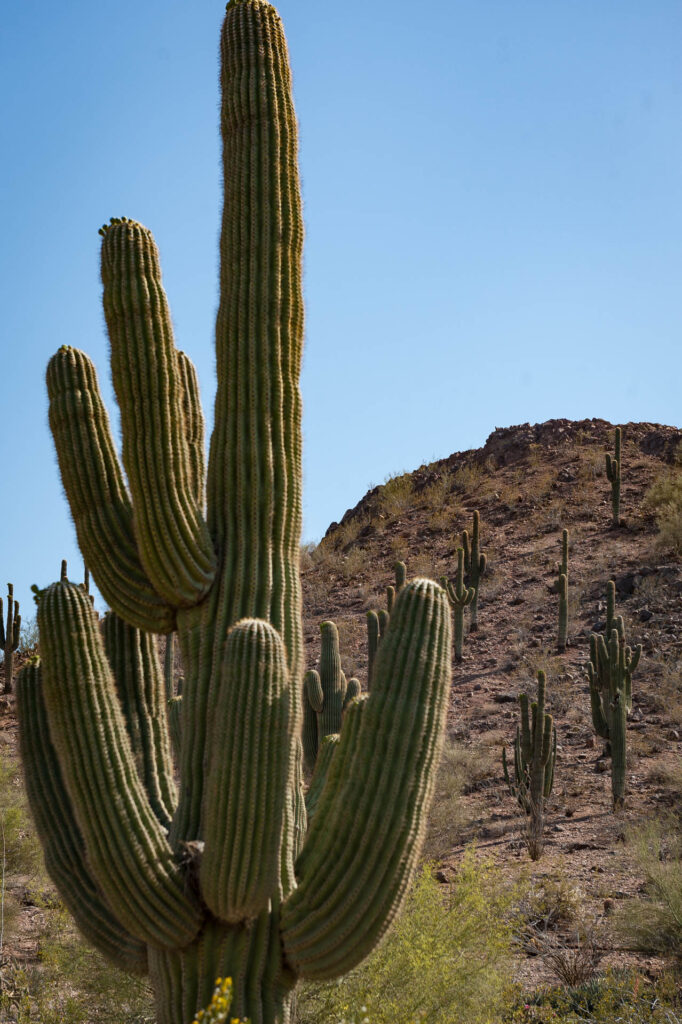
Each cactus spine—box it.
[462,510,486,631]
[0,584,21,694]
[441,548,475,663]
[17,6,452,1022]
[502,670,556,860]
[605,426,622,527]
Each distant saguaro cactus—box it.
[462,510,487,631]
[1,584,21,694]
[441,548,475,663]
[367,560,408,687]
[302,621,360,772]
[502,670,557,860]
[588,583,641,809]
[16,4,452,1022]
[605,426,622,527]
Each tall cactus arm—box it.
[46,346,175,633]
[100,219,217,608]
[175,350,206,510]
[200,620,291,923]
[303,670,322,772]
[318,621,347,741]
[37,579,202,948]
[102,612,177,830]
[16,659,149,974]
[343,677,361,708]
[207,0,304,684]
[281,579,451,980]
[544,727,557,798]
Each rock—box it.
[667,729,680,742]
[493,692,517,704]
[595,759,608,774]
[603,898,614,916]
[639,608,653,622]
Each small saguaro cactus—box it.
[0,584,21,694]
[441,548,475,663]
[302,621,360,772]
[462,510,487,631]
[502,670,557,860]
[17,4,453,1021]
[588,587,641,810]
[605,426,622,527]
[367,561,408,687]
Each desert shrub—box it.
[503,969,681,1022]
[423,739,495,860]
[379,472,414,516]
[297,852,514,1024]
[644,465,682,554]
[3,902,154,1023]
[18,616,40,656]
[612,817,682,955]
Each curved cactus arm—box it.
[16,659,148,974]
[394,561,407,591]
[100,219,216,609]
[175,350,206,510]
[302,670,322,772]
[378,608,390,635]
[102,612,177,830]
[386,585,396,614]
[305,733,339,823]
[281,579,451,980]
[37,579,202,948]
[318,621,346,741]
[200,620,291,923]
[46,346,175,633]
[343,677,361,709]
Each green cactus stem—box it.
[0,583,21,695]
[462,510,486,631]
[441,548,475,663]
[605,426,622,527]
[502,670,556,860]
[557,573,568,654]
[19,4,452,1022]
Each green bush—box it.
[644,464,682,554]
[503,970,681,1022]
[612,817,682,955]
[297,851,514,1024]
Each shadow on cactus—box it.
[16,3,452,1023]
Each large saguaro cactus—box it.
[0,583,21,694]
[17,4,452,1023]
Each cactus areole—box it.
[17,4,452,1023]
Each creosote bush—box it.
[297,853,514,1024]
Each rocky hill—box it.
[301,417,682,985]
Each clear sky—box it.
[2,0,682,619]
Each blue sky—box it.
[2,0,682,618]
